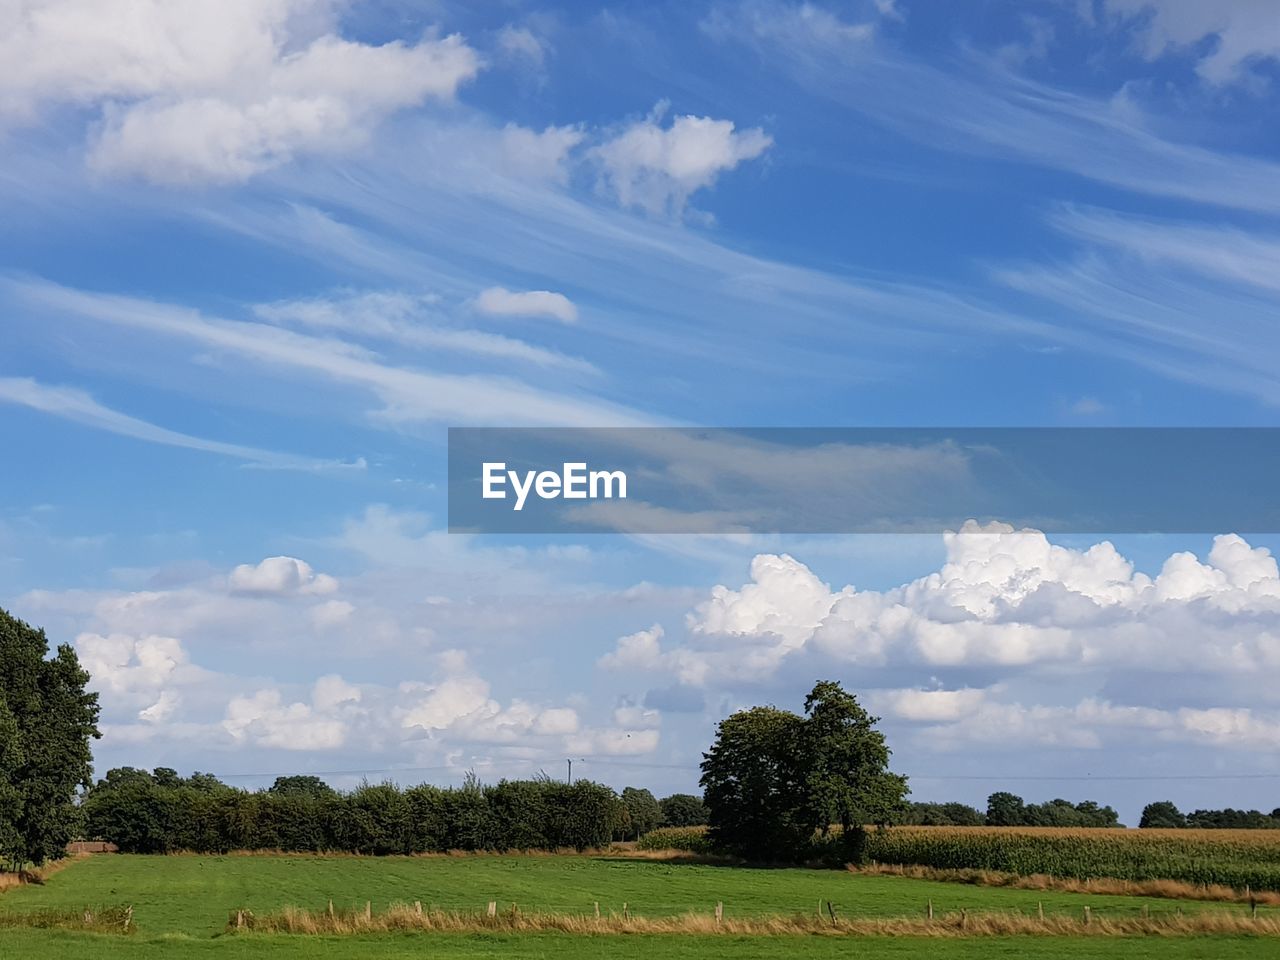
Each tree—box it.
[269,775,336,798]
[1139,801,1187,829]
[701,705,808,860]
[985,792,1027,826]
[799,680,908,861]
[659,793,709,827]
[700,680,908,863]
[0,608,100,869]
[619,787,662,839]
[903,801,983,826]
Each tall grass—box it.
[0,905,134,933]
[229,901,1280,938]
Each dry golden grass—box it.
[0,904,134,934]
[0,855,86,893]
[848,863,1280,906]
[229,902,1280,938]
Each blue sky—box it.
[4,0,1280,822]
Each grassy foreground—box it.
[0,930,1277,960]
[0,852,1261,934]
[1,854,1278,957]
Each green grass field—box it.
[1,854,1277,958]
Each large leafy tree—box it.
[618,786,662,839]
[0,608,101,869]
[659,793,709,827]
[1140,800,1187,829]
[800,680,908,861]
[700,681,905,862]
[700,705,807,860]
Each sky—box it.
[3,0,1280,824]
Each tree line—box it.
[1139,800,1280,830]
[81,767,709,855]
[2,601,1275,871]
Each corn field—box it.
[863,827,1280,891]
[637,825,1280,892]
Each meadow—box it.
[1,852,1278,957]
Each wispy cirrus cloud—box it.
[0,375,364,471]
[3,277,653,428]
[703,1,1280,215]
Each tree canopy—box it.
[659,793,709,828]
[0,607,101,869]
[699,680,907,862]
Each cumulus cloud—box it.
[75,631,205,722]
[473,286,579,324]
[602,523,1280,751]
[228,556,338,596]
[592,102,772,217]
[224,685,354,751]
[0,0,481,182]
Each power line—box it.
[909,773,1280,782]
[202,760,1280,783]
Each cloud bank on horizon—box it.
[4,0,1280,820]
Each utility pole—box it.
[566,758,572,783]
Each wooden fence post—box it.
[327,899,334,919]
[1083,906,1091,926]
[926,899,933,920]
[414,900,422,917]
[715,902,723,925]
[364,901,371,921]
[1037,901,1044,921]
[623,902,630,920]
[594,901,600,919]
[487,901,497,918]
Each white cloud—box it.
[616,523,1280,692]
[496,24,550,68]
[870,686,989,722]
[224,687,352,751]
[256,289,595,372]
[0,376,360,471]
[498,124,584,183]
[7,279,649,428]
[1101,1,1280,85]
[310,599,355,628]
[706,1,1280,216]
[0,0,481,183]
[592,102,772,217]
[474,286,579,324]
[228,556,338,596]
[74,631,207,724]
[566,727,661,756]
[599,624,666,671]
